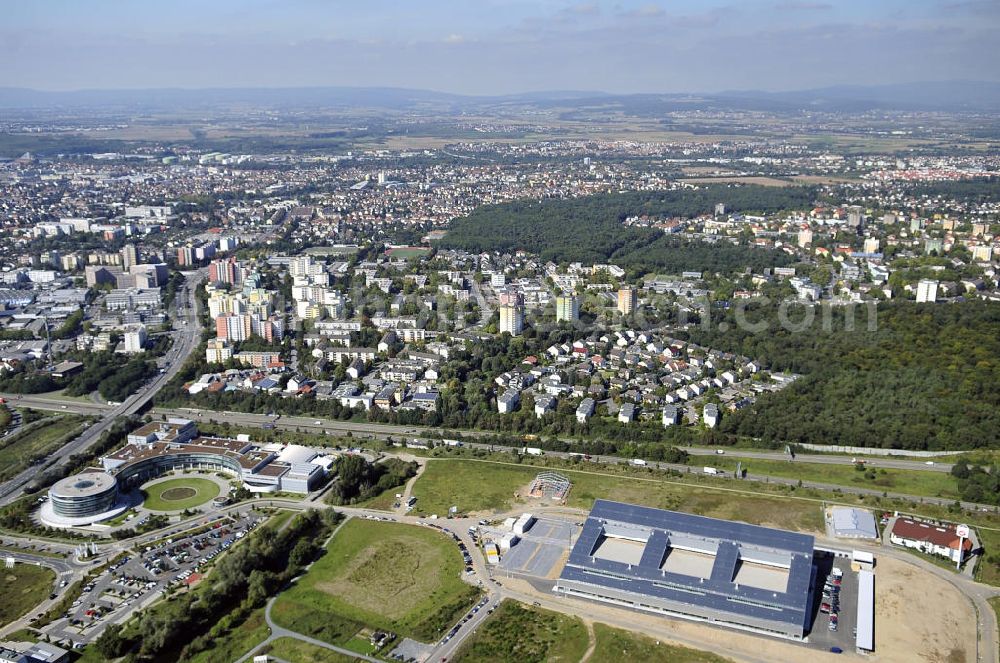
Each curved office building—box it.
[114,451,244,489]
[41,471,129,527]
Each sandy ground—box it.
[874,556,975,663]
[503,550,977,663]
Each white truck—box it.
[703,466,720,475]
[631,459,647,466]
[521,447,543,456]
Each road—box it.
[0,549,79,639]
[0,268,206,506]
[149,407,958,473]
[138,408,1000,513]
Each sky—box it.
[2,0,998,94]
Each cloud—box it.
[443,33,468,44]
[567,2,600,15]
[774,1,832,10]
[621,3,664,18]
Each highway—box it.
[146,406,957,474]
[0,268,206,506]
[138,408,998,512]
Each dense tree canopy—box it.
[438,185,812,274]
[686,301,1000,451]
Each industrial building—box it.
[829,507,879,539]
[555,500,817,640]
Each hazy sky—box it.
[2,0,997,93]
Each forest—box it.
[0,351,158,402]
[437,185,812,274]
[325,455,418,505]
[685,301,1000,451]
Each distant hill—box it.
[1,80,997,112]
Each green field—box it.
[0,415,89,481]
[142,477,221,511]
[385,246,430,259]
[0,563,55,626]
[976,527,1000,587]
[452,601,588,663]
[185,607,270,663]
[706,456,962,500]
[263,638,354,663]
[272,518,481,645]
[410,458,825,532]
[452,601,731,663]
[591,623,733,662]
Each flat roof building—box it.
[555,500,817,640]
[830,507,879,539]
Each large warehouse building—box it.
[555,500,817,640]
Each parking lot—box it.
[805,552,860,653]
[497,518,576,579]
[44,511,265,649]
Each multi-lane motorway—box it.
[0,269,205,506]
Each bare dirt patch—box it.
[875,555,975,662]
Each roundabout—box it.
[141,477,223,511]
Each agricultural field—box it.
[0,563,55,625]
[271,518,480,645]
[451,601,588,663]
[410,458,825,532]
[0,414,90,481]
[141,477,222,511]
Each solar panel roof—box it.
[559,500,816,629]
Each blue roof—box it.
[559,500,815,629]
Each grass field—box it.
[385,246,431,259]
[186,607,270,663]
[975,527,1000,587]
[0,563,55,625]
[272,518,481,645]
[0,415,89,481]
[142,477,221,511]
[706,456,962,500]
[591,623,733,663]
[452,601,588,663]
[263,638,354,663]
[451,601,730,663]
[410,458,825,532]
